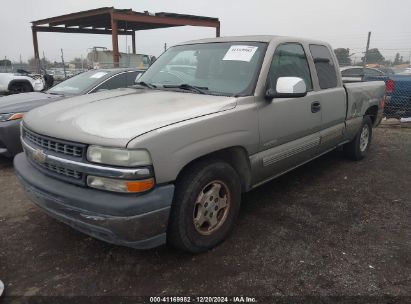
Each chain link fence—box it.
[340,66,411,119]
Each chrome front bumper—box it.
[14,153,175,249]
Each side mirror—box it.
[265,77,307,99]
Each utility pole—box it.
[42,51,46,71]
[19,54,22,65]
[81,54,84,71]
[363,31,371,68]
[164,43,167,52]
[61,48,67,78]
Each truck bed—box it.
[344,81,385,121]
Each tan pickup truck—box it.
[15,35,385,253]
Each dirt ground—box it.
[0,127,410,301]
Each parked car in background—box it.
[341,66,411,118]
[15,35,385,253]
[0,68,144,157]
[0,70,52,94]
[340,66,394,83]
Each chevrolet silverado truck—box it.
[14,36,386,253]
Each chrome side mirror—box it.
[265,77,307,99]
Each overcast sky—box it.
[1,0,411,63]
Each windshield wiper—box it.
[135,81,157,89]
[163,84,209,94]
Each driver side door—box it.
[257,43,322,181]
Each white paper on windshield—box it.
[90,72,108,79]
[223,45,258,62]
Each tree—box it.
[0,59,11,67]
[362,48,385,64]
[393,53,403,65]
[334,48,351,66]
[28,57,52,70]
[70,57,87,69]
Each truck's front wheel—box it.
[343,116,373,160]
[167,160,241,253]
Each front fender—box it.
[127,98,259,184]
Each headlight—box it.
[0,113,25,122]
[87,146,152,167]
[87,176,155,193]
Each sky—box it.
[1,0,411,63]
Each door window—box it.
[309,45,338,89]
[267,43,313,92]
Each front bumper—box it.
[0,119,22,157]
[14,153,175,249]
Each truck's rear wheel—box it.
[167,160,241,253]
[343,116,373,160]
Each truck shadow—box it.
[0,155,14,169]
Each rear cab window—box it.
[309,45,338,89]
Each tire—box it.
[8,82,33,94]
[343,116,373,160]
[167,160,242,253]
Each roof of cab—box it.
[178,35,330,46]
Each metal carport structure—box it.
[31,7,220,69]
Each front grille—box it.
[23,127,84,157]
[43,162,82,179]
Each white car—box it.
[0,71,46,94]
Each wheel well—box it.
[365,105,378,125]
[175,146,252,193]
[8,80,33,91]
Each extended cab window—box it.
[309,45,338,89]
[267,43,313,92]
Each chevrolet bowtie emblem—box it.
[32,149,47,164]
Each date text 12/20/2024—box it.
[149,296,257,303]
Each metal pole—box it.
[132,31,136,54]
[111,17,120,68]
[363,31,371,68]
[31,26,40,73]
[61,48,67,78]
[42,51,46,71]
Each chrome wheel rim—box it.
[360,124,370,152]
[193,180,231,235]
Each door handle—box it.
[311,101,321,113]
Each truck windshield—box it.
[139,42,267,96]
[47,70,112,95]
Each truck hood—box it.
[0,92,65,113]
[24,88,237,147]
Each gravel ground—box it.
[0,127,410,301]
